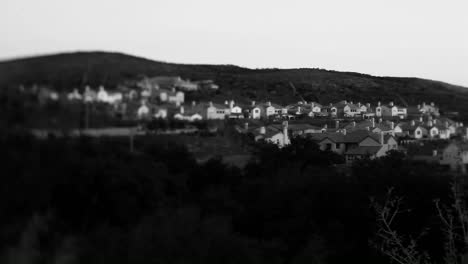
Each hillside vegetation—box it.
[1,51,468,119]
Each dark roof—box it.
[345,146,383,155]
[308,130,383,144]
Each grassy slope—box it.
[1,51,468,119]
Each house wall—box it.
[430,127,439,138]
[207,106,228,120]
[375,106,382,117]
[414,127,425,139]
[265,106,276,117]
[266,132,290,148]
[252,107,261,119]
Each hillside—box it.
[1,51,468,120]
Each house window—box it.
[325,143,332,150]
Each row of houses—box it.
[136,99,442,121]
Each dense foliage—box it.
[0,130,460,264]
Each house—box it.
[175,79,199,91]
[440,142,468,172]
[344,118,397,135]
[343,102,362,117]
[96,86,123,104]
[152,104,170,119]
[274,123,324,137]
[97,86,109,102]
[245,101,262,119]
[195,80,219,90]
[206,102,231,120]
[137,101,150,119]
[286,102,313,118]
[155,87,184,105]
[227,100,244,119]
[308,130,397,156]
[173,106,203,122]
[67,89,82,101]
[321,104,338,117]
[83,86,97,103]
[261,101,285,118]
[419,102,440,116]
[375,101,407,119]
[249,121,291,148]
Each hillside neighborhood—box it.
[15,75,468,171]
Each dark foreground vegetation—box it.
[0,130,465,264]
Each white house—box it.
[67,89,82,101]
[137,102,150,119]
[251,121,291,148]
[206,102,230,120]
[246,101,262,119]
[97,86,109,102]
[83,86,97,103]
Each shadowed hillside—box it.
[1,51,468,120]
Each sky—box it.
[1,0,468,86]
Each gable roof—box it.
[345,146,384,155]
[308,130,383,144]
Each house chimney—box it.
[372,118,375,127]
[311,102,315,108]
[342,129,347,135]
[358,102,361,107]
[335,120,340,129]
[391,122,395,130]
[244,122,249,131]
[366,126,370,131]
[417,104,421,109]
[350,101,353,105]
[225,100,229,105]
[176,101,181,107]
[172,87,176,92]
[192,101,196,106]
[344,100,348,104]
[251,101,256,106]
[260,126,266,135]
[267,101,272,107]
[380,132,384,145]
[379,118,383,123]
[352,121,356,127]
[432,150,438,157]
[428,120,433,127]
[323,124,328,130]
[389,101,394,107]
[419,116,423,122]
[445,121,449,128]
[180,106,184,114]
[230,100,234,110]
[366,103,371,109]
[411,120,416,126]
[297,106,301,114]
[378,101,381,107]
[209,101,213,107]
[431,102,435,107]
[422,102,426,107]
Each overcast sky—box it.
[1,0,467,86]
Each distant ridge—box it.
[1,51,468,120]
